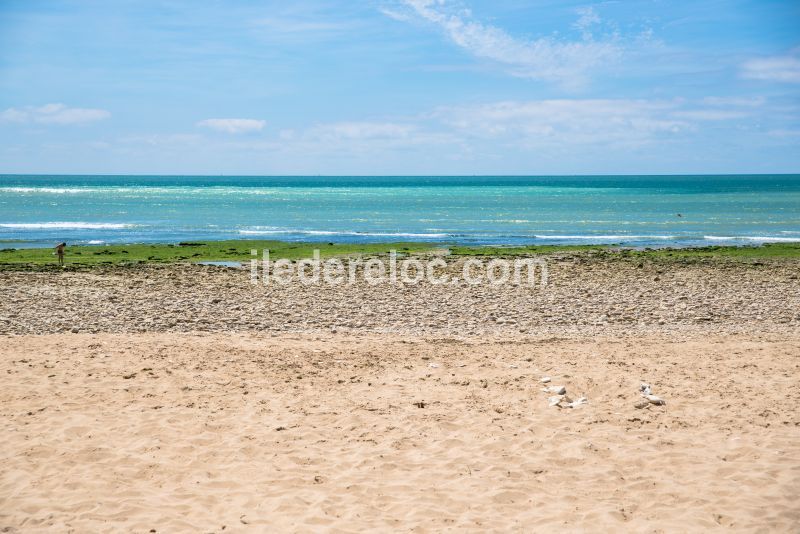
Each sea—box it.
[1,174,799,249]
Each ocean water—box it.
[1,174,799,248]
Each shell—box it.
[644,394,665,405]
[567,397,588,408]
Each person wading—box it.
[55,242,66,266]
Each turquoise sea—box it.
[1,175,799,248]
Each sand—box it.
[2,332,799,531]
[1,258,799,531]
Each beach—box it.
[4,0,800,529]
[2,253,799,531]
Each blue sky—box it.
[1,0,799,174]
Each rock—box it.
[640,383,652,395]
[540,376,551,383]
[634,400,650,409]
[70,326,79,334]
[544,385,566,395]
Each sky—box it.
[0,0,799,175]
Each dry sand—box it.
[1,258,799,531]
[3,333,800,531]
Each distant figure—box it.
[676,213,683,217]
[55,242,66,266]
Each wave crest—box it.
[0,222,136,230]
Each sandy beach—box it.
[4,0,799,529]
[2,255,799,531]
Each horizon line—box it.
[1,173,800,178]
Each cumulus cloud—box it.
[387,0,622,87]
[197,118,266,134]
[741,52,800,83]
[0,103,110,124]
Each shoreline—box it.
[1,239,799,271]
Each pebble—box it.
[1,259,796,337]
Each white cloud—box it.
[308,122,416,140]
[434,99,688,146]
[197,118,266,134]
[0,103,110,125]
[262,98,766,155]
[767,129,800,138]
[702,96,765,107]
[121,134,203,146]
[379,7,412,22]
[14,94,789,174]
[573,7,601,40]
[741,53,800,83]
[389,0,622,87]
[0,108,28,123]
[671,110,749,121]
[249,9,358,44]
[252,17,351,34]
